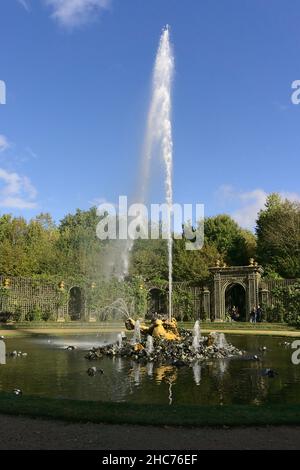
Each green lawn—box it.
[1,392,300,427]
[1,321,299,338]
[182,322,295,330]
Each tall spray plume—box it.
[120,26,174,321]
[140,25,174,319]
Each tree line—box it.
[0,193,299,282]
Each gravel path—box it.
[0,414,300,450]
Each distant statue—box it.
[125,317,180,341]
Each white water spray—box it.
[192,320,201,352]
[117,333,123,349]
[216,332,228,349]
[140,26,174,319]
[132,319,141,344]
[147,361,154,377]
[119,26,175,316]
[146,335,154,355]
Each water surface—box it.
[0,333,299,406]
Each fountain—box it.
[117,333,123,349]
[146,335,154,355]
[216,333,228,349]
[99,298,131,321]
[147,362,154,377]
[192,320,201,352]
[154,26,174,321]
[126,26,174,317]
[132,319,141,344]
[87,323,243,365]
[86,27,244,368]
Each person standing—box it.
[250,307,257,323]
[256,305,262,322]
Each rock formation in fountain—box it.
[86,326,244,367]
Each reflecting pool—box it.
[0,334,299,406]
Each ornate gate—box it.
[210,263,264,321]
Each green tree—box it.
[173,238,219,283]
[204,214,256,266]
[256,194,300,278]
[57,207,104,277]
[129,239,168,281]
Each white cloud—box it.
[45,0,111,28]
[217,185,300,230]
[0,168,37,209]
[0,135,10,153]
[17,0,30,11]
[232,189,267,230]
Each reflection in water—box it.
[133,362,141,386]
[1,334,300,407]
[30,334,117,351]
[0,340,6,365]
[154,365,177,385]
[113,356,123,373]
[219,359,228,376]
[168,382,173,405]
[147,362,154,377]
[192,362,201,385]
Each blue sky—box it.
[0,0,299,229]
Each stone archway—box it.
[68,286,84,321]
[210,265,263,322]
[225,283,246,321]
[147,288,167,318]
